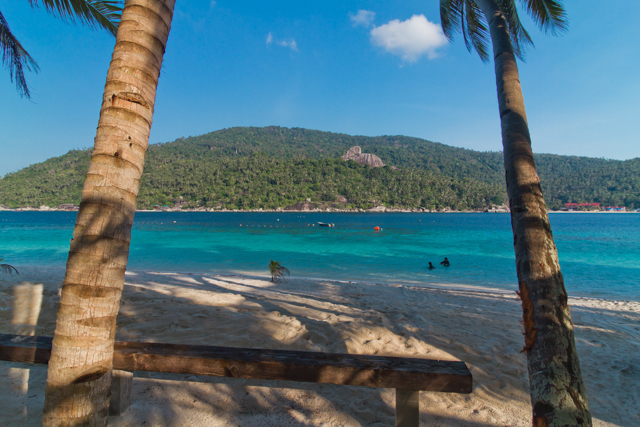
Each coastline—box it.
[1,267,637,426]
[2,207,638,213]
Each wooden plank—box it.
[113,341,473,392]
[109,370,133,416]
[0,335,133,416]
[0,334,53,364]
[396,389,419,427]
[0,334,472,393]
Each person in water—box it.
[428,262,435,269]
[440,257,450,267]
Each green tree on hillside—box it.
[439,0,591,425]
[1,128,638,209]
[1,0,122,99]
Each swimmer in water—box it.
[428,262,435,270]
[440,257,450,267]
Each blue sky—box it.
[1,0,639,176]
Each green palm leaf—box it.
[268,260,290,282]
[440,0,567,61]
[0,11,40,98]
[27,0,122,36]
[2,1,123,99]
[441,0,491,62]
[497,0,534,59]
[0,259,19,274]
[521,0,568,34]
[463,1,490,61]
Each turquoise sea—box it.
[0,212,638,301]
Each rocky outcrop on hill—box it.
[485,203,510,213]
[341,146,385,168]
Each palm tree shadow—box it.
[113,273,502,425]
[109,370,511,427]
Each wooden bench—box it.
[0,333,472,426]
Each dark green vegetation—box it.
[1,126,638,210]
[139,155,502,211]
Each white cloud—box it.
[266,33,298,52]
[350,10,375,27]
[277,39,298,51]
[370,15,448,62]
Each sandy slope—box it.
[0,267,638,426]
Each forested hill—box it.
[1,126,639,210]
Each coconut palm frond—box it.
[279,265,290,277]
[0,11,40,99]
[441,0,568,61]
[0,261,19,274]
[268,260,290,282]
[520,0,568,34]
[460,2,472,53]
[464,1,491,62]
[27,0,123,36]
[441,0,491,62]
[440,0,465,41]
[3,1,122,99]
[497,0,534,59]
[441,0,564,61]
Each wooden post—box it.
[396,389,419,427]
[109,370,133,416]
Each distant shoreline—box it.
[0,208,637,214]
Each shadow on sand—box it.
[0,266,638,426]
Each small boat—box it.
[318,222,335,227]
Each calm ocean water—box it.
[0,212,638,301]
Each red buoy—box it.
[374,226,380,231]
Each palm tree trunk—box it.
[474,0,591,426]
[43,1,175,425]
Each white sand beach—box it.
[0,267,638,426]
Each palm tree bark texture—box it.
[43,1,175,426]
[473,0,592,425]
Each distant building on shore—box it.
[604,206,626,211]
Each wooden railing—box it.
[0,333,472,426]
